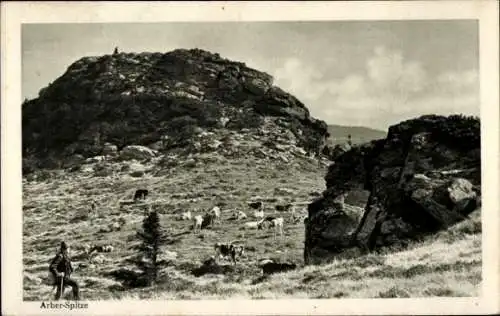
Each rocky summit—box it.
[22,48,329,171]
[305,114,481,264]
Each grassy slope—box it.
[22,156,481,300]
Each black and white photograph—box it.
[2,1,499,315]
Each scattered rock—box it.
[85,156,107,164]
[274,187,295,195]
[102,143,118,156]
[120,145,158,161]
[80,165,94,173]
[184,158,197,168]
[127,162,146,177]
[130,170,145,177]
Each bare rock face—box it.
[305,115,481,265]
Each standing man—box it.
[49,241,80,300]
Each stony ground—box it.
[22,154,481,300]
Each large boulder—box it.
[120,145,158,161]
[305,115,481,265]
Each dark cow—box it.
[260,260,297,275]
[275,203,293,212]
[203,256,217,266]
[214,243,245,264]
[88,245,114,255]
[133,189,149,201]
[248,201,263,210]
[201,212,216,229]
[262,216,276,222]
[257,216,277,229]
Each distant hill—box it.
[326,125,387,146]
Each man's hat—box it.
[60,241,68,251]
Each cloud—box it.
[436,69,479,93]
[272,46,479,130]
[366,46,427,94]
[274,57,325,100]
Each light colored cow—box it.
[242,220,263,230]
[193,215,203,233]
[235,211,247,220]
[270,217,284,239]
[253,209,264,219]
[209,206,221,225]
[181,211,192,221]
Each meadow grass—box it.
[22,156,481,300]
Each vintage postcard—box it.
[2,1,499,315]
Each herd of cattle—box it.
[86,188,308,276]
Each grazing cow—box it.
[256,216,284,239]
[89,244,114,255]
[263,215,277,222]
[290,209,301,223]
[235,211,247,220]
[290,206,308,223]
[90,200,97,212]
[275,203,293,212]
[180,211,192,221]
[209,206,221,225]
[253,209,264,219]
[201,212,216,229]
[133,189,149,201]
[241,220,264,238]
[242,220,263,230]
[258,258,275,266]
[214,242,245,264]
[193,215,203,233]
[270,217,284,239]
[203,256,217,266]
[256,216,276,229]
[248,201,263,210]
[260,260,297,275]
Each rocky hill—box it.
[22,48,329,172]
[20,49,483,299]
[305,114,481,264]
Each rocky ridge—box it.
[22,48,329,172]
[305,114,481,264]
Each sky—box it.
[22,21,479,131]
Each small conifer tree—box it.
[135,210,169,285]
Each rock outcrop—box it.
[22,48,329,171]
[305,115,481,265]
